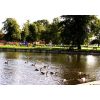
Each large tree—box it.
[35,19,49,41]
[40,18,61,44]
[3,18,21,41]
[60,15,95,49]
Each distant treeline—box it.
[0,15,100,49]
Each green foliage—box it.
[1,16,100,49]
[90,17,100,46]
[82,16,100,46]
[3,18,21,41]
[26,23,38,42]
[21,20,30,41]
[60,15,95,49]
[41,17,61,44]
[50,18,61,44]
[34,19,49,41]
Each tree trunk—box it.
[77,44,81,50]
[98,40,100,47]
[98,43,99,47]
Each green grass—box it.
[0,45,66,50]
[0,45,100,51]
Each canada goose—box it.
[35,68,39,71]
[45,71,48,77]
[50,72,54,75]
[55,72,59,76]
[63,79,67,82]
[31,62,36,66]
[43,66,47,68]
[40,68,45,75]
[25,60,28,63]
[43,64,49,69]
[78,72,83,75]
[81,77,86,82]
[40,72,45,75]
[5,61,8,64]
[61,77,86,85]
[61,79,68,84]
[78,72,89,79]
[40,68,48,76]
[77,77,86,84]
[79,77,86,83]
[49,71,58,76]
[31,63,40,71]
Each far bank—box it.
[0,46,100,55]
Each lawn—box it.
[0,44,100,51]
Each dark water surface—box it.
[0,51,100,85]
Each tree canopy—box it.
[1,15,100,49]
[3,18,21,41]
[60,15,95,49]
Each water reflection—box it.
[4,52,20,59]
[0,52,100,85]
[86,55,96,68]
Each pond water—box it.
[0,51,100,85]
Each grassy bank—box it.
[0,45,67,50]
[0,45,100,55]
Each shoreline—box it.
[0,47,100,55]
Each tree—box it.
[36,19,49,27]
[49,17,61,44]
[40,27,52,44]
[60,15,95,49]
[40,18,61,44]
[21,20,49,42]
[90,17,100,46]
[3,18,21,41]
[35,19,49,40]
[26,23,38,42]
[21,20,30,41]
[0,30,5,40]
[31,19,50,43]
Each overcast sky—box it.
[0,0,99,28]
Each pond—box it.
[0,51,100,85]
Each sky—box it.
[0,0,100,28]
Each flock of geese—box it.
[31,62,57,76]
[4,59,89,85]
[31,62,89,84]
